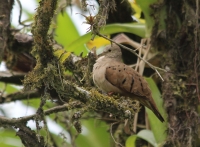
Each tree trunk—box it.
[152,0,200,146]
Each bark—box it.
[152,0,200,146]
[0,0,14,60]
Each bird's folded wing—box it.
[105,63,151,97]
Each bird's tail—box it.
[140,98,165,122]
[149,104,165,122]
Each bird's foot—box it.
[107,91,114,96]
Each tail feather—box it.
[150,104,165,122]
[140,98,164,122]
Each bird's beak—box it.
[98,51,106,57]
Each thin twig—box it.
[110,122,124,147]
[16,0,31,27]
[0,102,82,126]
[135,40,142,72]
[97,33,166,81]
[139,39,150,75]
[133,112,138,133]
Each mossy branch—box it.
[31,0,57,63]
[0,81,139,127]
[0,90,40,104]
[0,101,82,127]
[91,0,116,38]
[60,80,137,119]
[23,0,63,91]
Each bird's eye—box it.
[108,49,111,52]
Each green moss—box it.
[89,90,138,119]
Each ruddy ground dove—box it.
[93,44,164,122]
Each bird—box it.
[92,44,164,122]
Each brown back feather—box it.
[105,62,164,122]
[105,63,150,96]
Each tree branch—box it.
[0,79,138,128]
[0,101,82,126]
[0,90,40,104]
[0,71,25,85]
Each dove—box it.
[93,44,164,122]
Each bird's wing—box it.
[105,61,165,122]
[105,62,151,97]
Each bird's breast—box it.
[93,60,123,93]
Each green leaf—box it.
[53,49,71,63]
[0,128,22,147]
[126,130,159,147]
[137,129,157,147]
[136,0,166,37]
[126,135,137,147]
[136,0,157,37]
[67,23,145,53]
[76,118,110,147]
[54,12,86,55]
[0,82,19,94]
[145,78,167,143]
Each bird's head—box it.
[101,44,122,59]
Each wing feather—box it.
[105,63,150,97]
[105,62,165,122]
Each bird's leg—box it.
[107,91,115,96]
